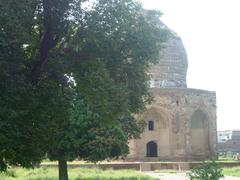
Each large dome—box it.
[149,35,188,88]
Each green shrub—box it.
[187,161,224,180]
[1,169,17,177]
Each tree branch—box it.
[31,0,57,82]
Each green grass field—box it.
[154,169,177,173]
[1,166,240,179]
[222,166,240,177]
[0,167,155,180]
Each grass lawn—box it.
[154,169,177,173]
[0,167,156,180]
[222,166,240,177]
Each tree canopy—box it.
[0,0,169,179]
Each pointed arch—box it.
[191,109,208,128]
[190,109,210,156]
[143,107,170,129]
[146,141,158,157]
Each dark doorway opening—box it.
[146,141,158,157]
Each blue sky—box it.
[141,0,240,130]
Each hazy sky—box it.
[141,0,240,130]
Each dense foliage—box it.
[187,161,224,180]
[0,0,169,179]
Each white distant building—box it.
[217,130,232,143]
[218,130,240,153]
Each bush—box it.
[187,161,224,180]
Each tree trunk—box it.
[58,159,68,180]
[30,0,57,83]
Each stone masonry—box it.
[126,26,217,161]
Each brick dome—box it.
[149,35,188,88]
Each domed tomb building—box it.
[127,23,217,161]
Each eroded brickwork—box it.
[126,29,217,161]
[127,89,217,161]
[149,36,188,88]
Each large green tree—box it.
[0,0,46,171]
[0,0,169,179]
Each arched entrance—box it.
[146,141,158,157]
[190,109,209,155]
